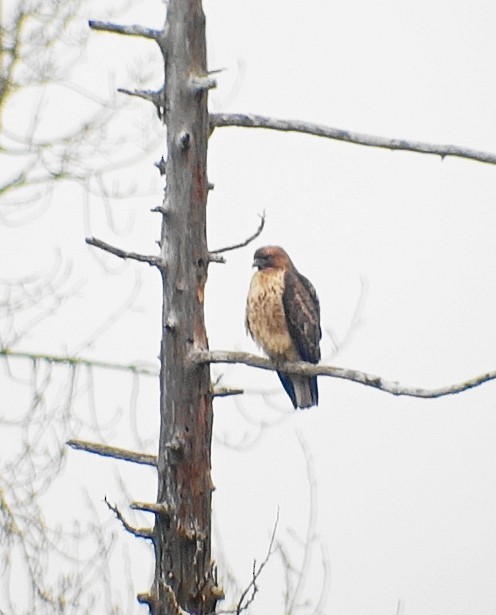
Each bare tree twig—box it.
[88,20,161,41]
[191,350,496,399]
[104,497,154,540]
[0,348,158,376]
[217,510,279,615]
[66,439,157,466]
[210,113,496,166]
[212,387,244,398]
[210,212,266,256]
[325,275,368,359]
[117,87,165,107]
[86,237,163,267]
[287,433,317,613]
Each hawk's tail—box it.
[277,372,319,409]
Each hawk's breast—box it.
[246,269,299,361]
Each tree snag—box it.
[154,1,221,613]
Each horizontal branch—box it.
[86,237,163,267]
[88,20,161,41]
[191,350,496,399]
[210,113,496,166]
[130,501,170,518]
[0,348,158,376]
[212,386,244,398]
[118,87,164,107]
[67,439,157,466]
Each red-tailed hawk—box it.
[246,245,321,409]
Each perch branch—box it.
[210,212,266,256]
[191,350,496,399]
[104,497,154,540]
[86,237,163,267]
[67,439,157,466]
[88,20,161,40]
[210,113,496,166]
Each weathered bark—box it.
[88,3,220,612]
[152,1,221,614]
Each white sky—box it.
[4,0,496,613]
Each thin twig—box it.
[191,350,496,399]
[104,497,154,540]
[0,348,158,376]
[217,510,279,615]
[88,20,161,40]
[210,113,496,167]
[325,275,368,358]
[86,237,163,267]
[210,212,266,256]
[286,433,317,613]
[66,439,157,466]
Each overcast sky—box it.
[4,0,496,613]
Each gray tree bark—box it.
[88,2,221,612]
[152,1,221,613]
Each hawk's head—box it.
[252,246,293,271]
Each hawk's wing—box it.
[282,269,321,364]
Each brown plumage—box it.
[246,246,321,409]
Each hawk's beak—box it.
[252,257,263,269]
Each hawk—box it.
[246,245,321,409]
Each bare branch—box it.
[88,20,162,41]
[0,348,158,376]
[104,497,154,540]
[212,387,244,398]
[238,510,278,614]
[208,253,227,264]
[130,501,170,518]
[189,75,217,93]
[117,87,165,107]
[118,87,166,120]
[217,510,279,615]
[191,350,496,399]
[210,113,496,166]
[210,212,266,256]
[66,439,157,467]
[86,237,163,267]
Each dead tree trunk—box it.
[153,1,220,613]
[86,2,221,612]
